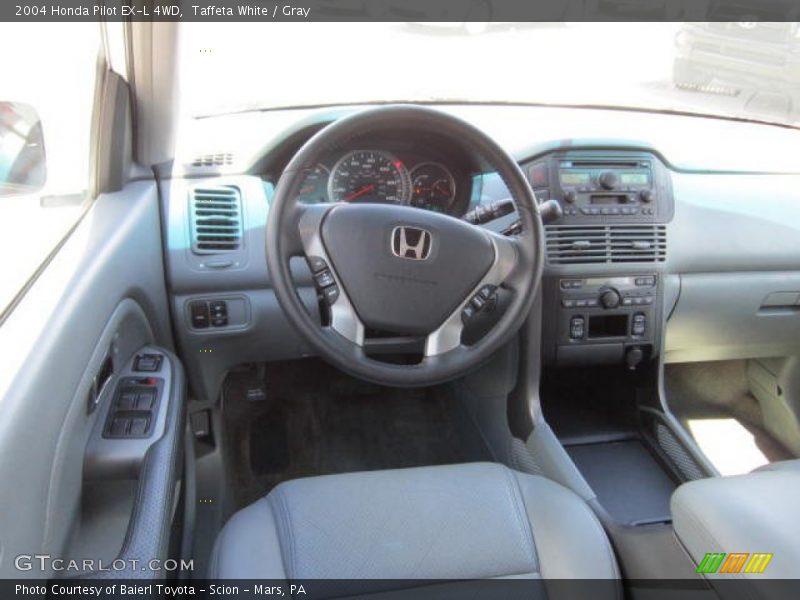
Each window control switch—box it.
[109,417,130,437]
[117,390,137,410]
[135,391,155,410]
[134,353,162,372]
[129,417,150,437]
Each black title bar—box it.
[4,0,800,22]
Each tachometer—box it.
[328,150,411,205]
[410,162,456,213]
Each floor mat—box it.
[222,359,492,510]
[664,360,792,469]
[567,439,677,526]
[686,417,770,476]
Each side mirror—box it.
[0,101,46,197]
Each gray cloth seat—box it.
[210,462,620,585]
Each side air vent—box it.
[189,186,243,253]
[190,153,234,167]
[546,224,666,265]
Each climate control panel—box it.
[542,274,662,366]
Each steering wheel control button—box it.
[307,255,328,273]
[190,301,210,328]
[315,269,335,288]
[322,285,340,305]
[569,316,586,340]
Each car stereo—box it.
[527,151,674,224]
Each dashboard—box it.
[162,104,800,403]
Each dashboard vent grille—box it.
[545,224,666,265]
[190,153,234,167]
[189,186,243,253]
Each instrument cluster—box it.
[295,148,462,215]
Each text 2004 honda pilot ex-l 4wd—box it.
[1,9,799,600]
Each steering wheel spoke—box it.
[297,203,365,346]
[424,231,519,357]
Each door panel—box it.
[0,181,183,578]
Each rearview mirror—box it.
[0,101,46,197]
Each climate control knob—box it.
[601,289,621,309]
[598,171,620,190]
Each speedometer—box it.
[328,150,411,205]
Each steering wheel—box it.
[266,105,543,387]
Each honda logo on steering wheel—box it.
[391,226,432,260]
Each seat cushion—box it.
[672,466,800,580]
[210,462,619,582]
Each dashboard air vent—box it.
[546,224,666,265]
[189,186,243,253]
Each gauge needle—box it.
[344,184,375,202]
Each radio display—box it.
[620,172,649,185]
[590,194,627,205]
[560,172,590,186]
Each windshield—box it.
[181,22,800,127]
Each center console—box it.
[525,149,674,367]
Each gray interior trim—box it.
[128,22,180,167]
[672,467,800,580]
[93,69,133,194]
[524,422,597,502]
[84,344,176,480]
[81,349,186,580]
[0,181,170,578]
[667,173,800,274]
[665,272,800,363]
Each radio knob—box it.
[598,171,620,190]
[639,190,654,203]
[564,190,577,203]
[601,289,621,309]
